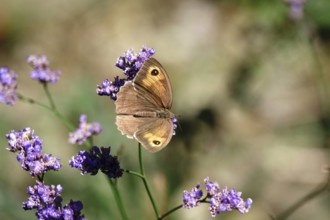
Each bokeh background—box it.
[1,0,330,219]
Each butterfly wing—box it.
[116,115,174,153]
[115,81,159,115]
[115,58,175,152]
[133,57,173,109]
[116,115,147,138]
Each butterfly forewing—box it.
[133,58,173,109]
[115,81,159,115]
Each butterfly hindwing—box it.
[116,115,148,138]
[116,115,174,152]
[134,118,174,153]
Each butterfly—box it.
[115,57,175,153]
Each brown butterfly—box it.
[115,57,176,153]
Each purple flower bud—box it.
[183,177,252,217]
[6,128,62,176]
[23,181,85,219]
[97,46,155,100]
[0,66,18,105]
[183,183,203,209]
[70,146,123,179]
[204,176,220,195]
[69,114,103,145]
[27,55,61,83]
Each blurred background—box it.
[1,0,330,219]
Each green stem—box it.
[18,93,75,130]
[159,204,182,220]
[107,178,129,220]
[18,92,93,149]
[42,82,56,110]
[138,143,161,219]
[159,194,208,219]
[125,169,144,179]
[273,174,330,220]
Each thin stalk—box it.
[273,174,330,220]
[18,93,93,149]
[125,169,144,179]
[159,204,182,220]
[18,93,75,130]
[87,137,93,147]
[159,195,208,219]
[18,93,51,110]
[42,82,56,110]
[18,93,73,130]
[107,178,129,220]
[138,143,161,219]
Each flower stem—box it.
[107,178,129,220]
[18,93,75,130]
[42,82,56,110]
[273,174,330,220]
[159,195,208,219]
[138,143,161,219]
[159,204,182,220]
[125,169,144,179]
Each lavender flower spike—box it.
[6,128,62,176]
[69,114,102,145]
[27,54,61,83]
[0,66,18,105]
[183,183,203,209]
[23,180,86,220]
[183,177,252,217]
[204,177,252,217]
[96,45,155,100]
[70,146,123,179]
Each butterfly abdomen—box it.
[133,111,157,118]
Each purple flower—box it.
[204,177,252,216]
[205,177,220,195]
[0,66,18,105]
[70,150,99,175]
[6,128,62,176]
[183,183,203,209]
[116,47,155,80]
[69,114,102,145]
[23,181,63,210]
[27,54,61,83]
[62,200,85,220]
[96,46,155,100]
[183,177,252,217]
[70,146,123,179]
[172,117,178,135]
[286,0,304,21]
[23,181,85,220]
[96,77,125,100]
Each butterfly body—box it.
[130,109,175,119]
[115,58,175,153]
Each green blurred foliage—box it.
[1,0,330,219]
